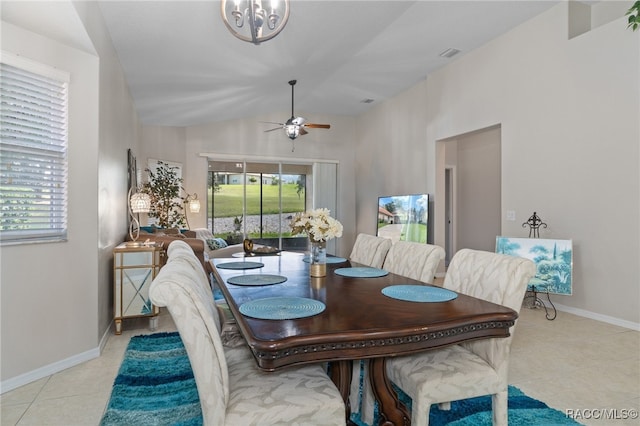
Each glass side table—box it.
[113,242,163,334]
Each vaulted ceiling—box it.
[2,1,561,127]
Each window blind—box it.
[0,60,69,244]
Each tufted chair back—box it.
[444,249,536,377]
[382,241,445,284]
[349,233,392,268]
[150,251,229,425]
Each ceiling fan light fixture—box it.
[285,124,300,140]
[262,80,330,149]
[221,0,290,45]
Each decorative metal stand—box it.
[522,211,547,237]
[523,285,557,320]
[521,212,557,320]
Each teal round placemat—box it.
[334,267,389,278]
[239,297,326,320]
[382,285,457,302]
[216,261,264,270]
[226,274,287,286]
[302,256,347,264]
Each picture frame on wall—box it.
[127,148,137,192]
[496,237,573,295]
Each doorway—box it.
[444,167,455,266]
[436,125,501,263]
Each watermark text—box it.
[566,408,638,420]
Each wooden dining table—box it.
[211,251,518,426]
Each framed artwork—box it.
[496,237,573,295]
[127,149,137,192]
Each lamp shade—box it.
[130,192,151,214]
[189,198,201,213]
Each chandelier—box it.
[220,0,290,45]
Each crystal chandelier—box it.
[220,0,290,45]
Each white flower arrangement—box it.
[290,208,343,243]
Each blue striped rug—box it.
[102,332,580,426]
[351,384,582,426]
[100,332,202,426]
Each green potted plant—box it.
[141,161,186,229]
[628,1,640,31]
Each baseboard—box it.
[552,302,640,331]
[1,346,101,394]
[1,325,111,394]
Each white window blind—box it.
[0,59,69,244]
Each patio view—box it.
[207,164,310,250]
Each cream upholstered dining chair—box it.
[150,247,346,425]
[168,240,245,347]
[355,241,446,420]
[382,241,445,284]
[349,233,393,268]
[347,233,392,413]
[379,249,536,426]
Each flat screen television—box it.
[377,193,429,243]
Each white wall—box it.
[73,1,143,343]
[355,81,431,236]
[1,1,141,390]
[356,3,639,325]
[0,22,100,385]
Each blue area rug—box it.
[102,332,580,426]
[351,384,582,426]
[100,332,202,426]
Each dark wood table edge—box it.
[210,257,518,426]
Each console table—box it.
[113,242,162,334]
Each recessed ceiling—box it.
[2,1,561,127]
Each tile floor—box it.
[1,306,638,425]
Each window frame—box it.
[0,51,70,245]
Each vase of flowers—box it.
[290,208,343,277]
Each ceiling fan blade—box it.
[264,127,283,132]
[304,123,331,129]
[260,121,285,126]
[299,127,308,136]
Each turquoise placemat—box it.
[334,267,389,278]
[216,261,264,270]
[302,256,347,264]
[382,285,457,302]
[226,274,287,286]
[239,297,326,320]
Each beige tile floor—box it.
[1,306,639,425]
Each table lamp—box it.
[128,188,151,243]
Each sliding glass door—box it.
[208,160,330,251]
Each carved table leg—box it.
[329,360,355,425]
[369,357,410,426]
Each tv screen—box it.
[377,194,429,243]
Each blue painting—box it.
[496,237,573,295]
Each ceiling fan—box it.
[264,80,330,149]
